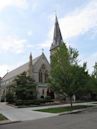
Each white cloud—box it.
[0,64,14,77]
[0,64,9,77]
[31,1,38,11]
[79,52,97,74]
[0,36,27,54]
[0,0,28,10]
[37,40,51,49]
[27,31,33,36]
[48,0,97,40]
[0,62,24,77]
[60,0,97,39]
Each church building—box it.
[0,16,63,101]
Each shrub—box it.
[14,98,54,106]
[6,92,14,103]
[45,96,54,102]
[15,100,23,106]
[1,96,5,102]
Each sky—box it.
[0,0,97,77]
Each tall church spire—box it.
[50,16,63,51]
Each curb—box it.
[59,106,97,115]
[35,105,96,116]
[0,120,21,125]
[59,109,86,115]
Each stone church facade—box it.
[0,16,63,101]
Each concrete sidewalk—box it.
[30,101,97,110]
[0,103,57,121]
[0,102,96,122]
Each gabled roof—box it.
[2,55,41,81]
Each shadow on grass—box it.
[35,105,93,113]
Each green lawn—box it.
[0,114,7,121]
[92,102,97,104]
[35,105,92,113]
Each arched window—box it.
[39,70,43,83]
[45,70,48,83]
[39,64,48,83]
[42,89,44,95]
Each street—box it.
[1,107,97,129]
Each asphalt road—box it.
[1,107,97,129]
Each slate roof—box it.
[2,55,41,81]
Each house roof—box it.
[2,55,41,81]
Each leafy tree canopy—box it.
[50,43,90,107]
[7,72,37,101]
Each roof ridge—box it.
[2,55,41,79]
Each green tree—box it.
[14,72,37,101]
[93,62,97,78]
[6,81,17,103]
[50,43,89,108]
[89,62,97,99]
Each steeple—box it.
[30,53,32,62]
[28,53,33,77]
[50,16,63,51]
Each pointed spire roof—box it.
[53,16,63,43]
[50,16,63,50]
[29,52,32,60]
[29,52,32,65]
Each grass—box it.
[92,102,97,104]
[0,114,7,121]
[35,105,92,113]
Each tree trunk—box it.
[70,96,73,109]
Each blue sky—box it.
[0,0,97,77]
